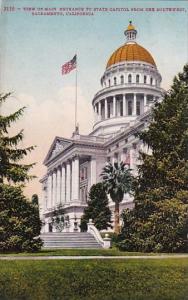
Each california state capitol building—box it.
[40,22,165,233]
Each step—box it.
[41,232,103,249]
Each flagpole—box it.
[75,54,77,130]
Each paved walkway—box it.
[0,255,188,260]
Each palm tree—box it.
[101,161,133,234]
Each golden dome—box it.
[106,43,156,68]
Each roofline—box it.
[43,136,72,165]
[44,138,106,166]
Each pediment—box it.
[43,136,72,164]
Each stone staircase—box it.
[41,232,103,249]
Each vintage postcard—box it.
[0,0,188,299]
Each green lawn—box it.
[1,248,185,256]
[0,258,188,300]
[0,248,156,256]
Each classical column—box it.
[144,94,149,112]
[105,98,108,119]
[144,94,147,107]
[56,167,61,205]
[130,144,138,175]
[47,173,52,209]
[130,145,136,167]
[71,158,75,201]
[66,161,71,203]
[123,94,126,116]
[74,156,80,200]
[98,101,101,121]
[90,157,96,186]
[61,164,66,204]
[112,155,116,165]
[120,148,127,163]
[93,105,97,122]
[113,96,116,117]
[41,185,47,212]
[52,170,57,207]
[133,94,137,116]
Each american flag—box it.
[61,55,77,75]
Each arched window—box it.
[108,79,111,87]
[136,100,141,115]
[128,74,132,83]
[150,77,153,85]
[128,100,132,115]
[114,77,117,85]
[120,75,124,84]
[136,74,139,83]
[144,75,147,84]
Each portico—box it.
[40,135,107,232]
[46,156,81,208]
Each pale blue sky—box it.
[0,0,188,197]
[1,0,188,100]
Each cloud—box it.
[3,86,93,199]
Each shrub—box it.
[0,184,42,253]
[80,183,112,231]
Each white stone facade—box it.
[40,23,165,232]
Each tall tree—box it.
[0,93,35,184]
[135,64,188,215]
[0,93,41,252]
[101,162,133,234]
[0,185,42,252]
[119,65,188,252]
[31,194,39,206]
[80,183,112,231]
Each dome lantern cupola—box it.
[91,23,164,138]
[106,22,156,68]
[124,21,137,43]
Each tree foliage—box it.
[31,194,39,206]
[80,183,112,231]
[0,185,42,252]
[101,162,134,234]
[51,204,65,232]
[0,93,41,252]
[118,65,188,252]
[0,93,35,184]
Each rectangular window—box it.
[107,103,111,118]
[136,101,141,115]
[84,167,87,180]
[120,101,123,116]
[80,169,84,181]
[80,166,88,181]
[128,101,132,115]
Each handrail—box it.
[87,219,111,249]
[87,220,104,246]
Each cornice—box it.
[104,110,151,147]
